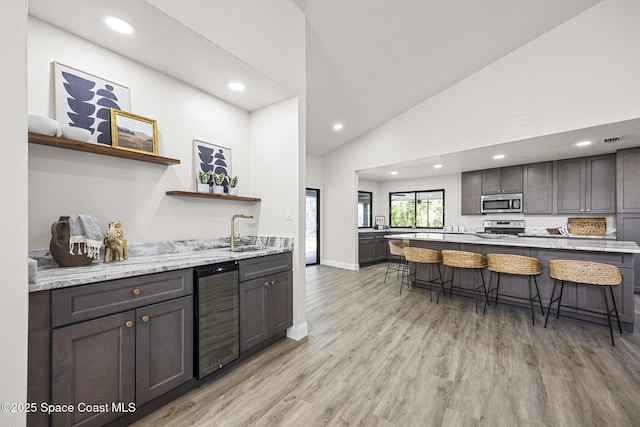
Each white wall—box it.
[323,0,640,266]
[1,1,28,425]
[28,18,260,248]
[306,155,324,189]
[250,97,306,338]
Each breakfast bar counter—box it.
[387,233,639,331]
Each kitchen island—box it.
[387,232,639,332]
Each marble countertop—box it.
[29,236,293,293]
[387,232,640,253]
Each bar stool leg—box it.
[601,286,615,346]
[450,267,455,297]
[527,276,536,325]
[533,276,544,315]
[435,263,444,304]
[427,264,433,302]
[544,279,559,328]
[480,269,488,315]
[495,272,501,306]
[556,281,565,319]
[609,287,623,334]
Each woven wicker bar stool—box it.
[441,250,488,313]
[384,240,409,283]
[544,259,623,346]
[402,247,443,300]
[487,254,544,325]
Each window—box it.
[390,190,444,228]
[358,191,372,228]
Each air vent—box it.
[601,136,622,144]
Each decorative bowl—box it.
[28,114,59,136]
[60,126,91,142]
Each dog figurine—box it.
[104,221,128,263]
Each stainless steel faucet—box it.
[230,214,254,250]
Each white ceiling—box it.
[300,0,602,156]
[28,0,294,112]
[357,117,640,181]
[29,0,619,166]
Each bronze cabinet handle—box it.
[264,281,270,286]
[133,288,142,296]
[142,315,150,323]
[270,280,276,285]
[125,320,134,328]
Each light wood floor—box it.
[134,264,640,426]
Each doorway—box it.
[306,188,320,265]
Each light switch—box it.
[286,207,293,220]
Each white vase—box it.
[228,187,238,196]
[212,185,224,194]
[197,183,210,193]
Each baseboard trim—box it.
[287,322,308,340]
[321,259,359,270]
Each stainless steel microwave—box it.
[481,193,523,213]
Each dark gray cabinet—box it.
[461,170,482,215]
[136,297,193,405]
[49,270,194,427]
[358,232,388,264]
[522,162,553,214]
[239,254,293,352]
[358,235,376,264]
[617,214,640,293]
[557,154,615,214]
[481,165,523,195]
[617,147,640,213]
[52,311,136,427]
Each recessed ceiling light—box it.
[228,82,246,92]
[104,16,135,34]
[333,123,344,131]
[493,154,505,160]
[433,164,443,169]
[576,140,592,147]
[390,171,398,175]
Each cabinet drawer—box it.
[52,269,193,327]
[239,253,292,282]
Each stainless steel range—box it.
[483,219,525,236]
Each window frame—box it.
[388,189,445,229]
[357,191,373,229]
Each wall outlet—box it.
[286,207,293,220]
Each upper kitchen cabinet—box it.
[522,162,553,215]
[461,171,483,215]
[616,147,640,213]
[557,154,616,214]
[481,165,523,195]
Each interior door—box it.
[306,188,320,265]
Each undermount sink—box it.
[229,245,265,252]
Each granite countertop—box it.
[29,236,293,293]
[387,232,640,254]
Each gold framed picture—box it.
[110,109,158,155]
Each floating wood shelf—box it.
[28,132,181,165]
[166,191,261,202]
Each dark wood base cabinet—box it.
[29,269,194,427]
[359,232,389,265]
[239,253,293,352]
